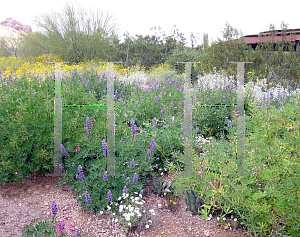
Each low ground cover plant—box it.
[1,55,299,236]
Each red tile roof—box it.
[225,29,300,44]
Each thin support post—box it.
[46,62,70,177]
[230,61,253,176]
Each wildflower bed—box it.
[0,61,300,236]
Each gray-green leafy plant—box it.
[151,174,175,197]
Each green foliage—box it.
[164,47,204,84]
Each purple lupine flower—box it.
[103,171,108,181]
[181,85,184,92]
[102,139,107,157]
[171,102,174,108]
[278,98,282,110]
[75,174,79,179]
[152,118,157,127]
[150,139,156,152]
[78,165,85,180]
[107,190,113,202]
[154,164,158,169]
[196,128,199,133]
[166,160,168,165]
[225,117,229,121]
[76,230,81,236]
[121,138,124,144]
[51,200,58,216]
[282,90,286,104]
[135,82,139,91]
[60,144,69,157]
[147,150,152,156]
[126,177,130,186]
[135,101,138,106]
[156,157,160,161]
[133,173,138,184]
[86,117,91,134]
[228,120,233,127]
[130,159,135,168]
[57,221,66,232]
[270,90,273,100]
[139,190,143,196]
[131,119,137,137]
[123,186,128,194]
[158,95,161,101]
[72,163,75,167]
[85,191,92,203]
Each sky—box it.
[1,0,299,48]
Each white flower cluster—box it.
[118,70,151,86]
[196,68,236,93]
[195,68,300,105]
[193,134,214,156]
[101,191,155,232]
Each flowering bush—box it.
[103,190,155,235]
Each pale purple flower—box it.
[78,165,85,180]
[85,191,92,203]
[150,139,156,153]
[107,190,113,202]
[126,177,130,186]
[123,186,128,194]
[103,171,108,181]
[86,117,91,134]
[51,200,58,215]
[121,138,124,144]
[60,144,69,157]
[228,120,233,127]
[102,139,107,157]
[131,119,137,137]
[133,173,138,184]
[130,159,135,168]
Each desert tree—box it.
[19,2,121,64]
[0,28,28,58]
